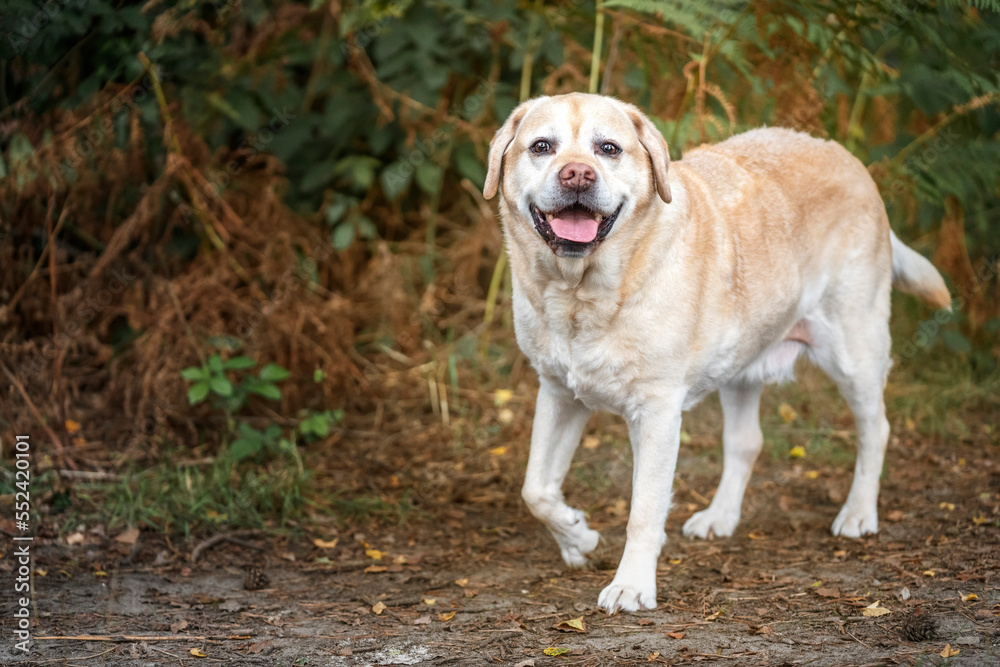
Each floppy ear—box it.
[483,99,538,200]
[627,107,672,204]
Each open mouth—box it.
[529,203,623,257]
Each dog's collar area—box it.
[529,203,623,258]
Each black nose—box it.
[559,162,595,191]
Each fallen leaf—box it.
[494,389,513,406]
[816,588,841,598]
[923,570,936,577]
[809,580,823,588]
[248,640,276,654]
[554,617,586,633]
[789,445,806,459]
[679,430,692,444]
[582,435,601,449]
[313,537,339,549]
[66,532,85,545]
[648,651,660,660]
[171,620,189,633]
[423,597,436,605]
[886,510,904,522]
[940,644,960,658]
[72,437,86,447]
[904,417,916,431]
[960,592,978,602]
[972,516,988,525]
[755,625,773,635]
[438,611,456,621]
[365,549,384,560]
[393,555,408,564]
[413,615,432,625]
[190,648,207,658]
[94,570,108,577]
[514,660,535,667]
[114,527,140,545]
[455,578,469,587]
[497,409,514,425]
[364,565,388,573]
[489,446,507,456]
[372,601,387,615]
[939,502,956,511]
[705,610,722,621]
[862,600,891,617]
[833,550,847,558]
[637,618,655,626]
[747,530,766,540]
[804,470,821,479]
[668,558,682,565]
[778,403,798,423]
[665,631,686,639]
[65,419,81,434]
[606,498,628,516]
[543,647,570,656]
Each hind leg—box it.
[683,383,764,539]
[813,313,892,538]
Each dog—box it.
[482,93,950,614]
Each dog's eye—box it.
[530,140,551,154]
[600,142,621,156]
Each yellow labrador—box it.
[483,93,950,614]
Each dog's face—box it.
[484,94,672,258]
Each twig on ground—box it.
[190,530,266,562]
[35,634,250,642]
[31,647,118,663]
[58,470,121,481]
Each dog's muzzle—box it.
[529,203,623,258]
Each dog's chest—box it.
[516,288,641,415]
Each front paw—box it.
[682,507,740,539]
[598,577,657,614]
[832,502,878,538]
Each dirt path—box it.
[4,421,999,666]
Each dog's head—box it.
[484,93,671,259]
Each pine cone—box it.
[899,608,936,642]
[243,566,270,591]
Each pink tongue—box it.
[549,210,599,243]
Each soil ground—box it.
[3,378,999,667]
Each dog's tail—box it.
[890,230,951,310]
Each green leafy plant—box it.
[298,409,345,440]
[182,354,290,409]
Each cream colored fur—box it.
[483,93,950,614]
